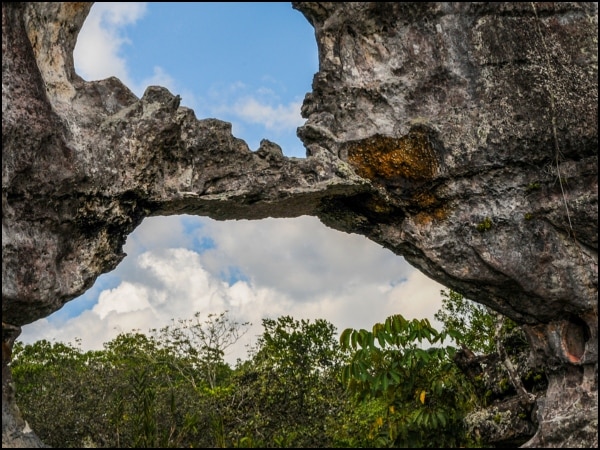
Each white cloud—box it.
[96,2,148,27]
[199,216,413,300]
[73,2,181,99]
[74,3,147,87]
[93,281,153,320]
[384,270,447,329]
[122,214,190,255]
[230,97,304,131]
[203,82,305,136]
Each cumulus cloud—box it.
[198,216,413,300]
[73,2,182,99]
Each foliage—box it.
[12,298,506,448]
[10,339,111,447]
[434,289,522,355]
[11,313,350,448]
[11,314,249,448]
[153,310,251,390]
[99,332,203,448]
[326,392,391,448]
[339,314,482,448]
[227,315,349,448]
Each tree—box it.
[11,328,231,448]
[154,311,251,390]
[13,305,513,448]
[434,289,546,444]
[339,314,482,448]
[225,315,348,447]
[11,339,118,447]
[434,289,500,354]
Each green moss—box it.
[498,378,509,391]
[526,182,541,191]
[524,213,534,220]
[476,217,493,232]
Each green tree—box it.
[12,330,220,448]
[225,315,348,447]
[155,311,251,390]
[434,289,499,354]
[12,305,509,448]
[435,290,542,409]
[11,339,117,447]
[339,314,481,448]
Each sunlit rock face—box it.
[2,2,597,448]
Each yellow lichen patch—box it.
[411,191,438,208]
[411,191,449,225]
[345,127,439,183]
[364,196,395,215]
[413,207,449,226]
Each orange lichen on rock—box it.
[411,191,449,224]
[413,207,449,225]
[411,191,438,208]
[345,126,439,183]
[344,127,447,224]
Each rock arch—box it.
[2,2,597,447]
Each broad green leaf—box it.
[341,364,351,383]
[351,329,358,349]
[382,373,389,392]
[437,411,447,427]
[368,332,375,349]
[376,331,386,348]
[372,322,384,335]
[340,328,353,349]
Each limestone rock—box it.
[454,326,548,447]
[2,2,597,448]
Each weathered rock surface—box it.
[455,324,549,447]
[2,2,597,448]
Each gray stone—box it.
[2,2,597,447]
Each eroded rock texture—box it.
[455,323,549,447]
[2,2,597,447]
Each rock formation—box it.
[2,2,597,447]
[454,321,549,447]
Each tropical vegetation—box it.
[10,290,527,447]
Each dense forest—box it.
[11,290,546,448]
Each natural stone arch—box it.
[2,2,597,448]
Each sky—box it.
[18,2,446,364]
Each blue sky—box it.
[19,2,444,363]
[74,2,316,156]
